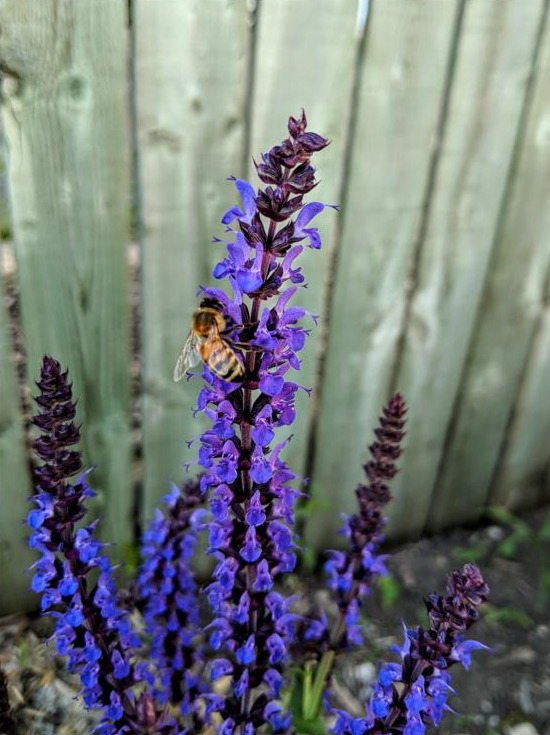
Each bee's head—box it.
[200,297,223,312]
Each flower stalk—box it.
[28,356,178,735]
[195,110,334,735]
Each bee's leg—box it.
[231,342,264,352]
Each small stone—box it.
[480,698,493,713]
[507,647,536,665]
[32,682,59,712]
[487,525,505,540]
[354,662,376,684]
[488,715,501,728]
[505,723,540,735]
[519,679,536,714]
[536,624,549,639]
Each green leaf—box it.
[293,716,329,735]
[451,541,489,563]
[488,507,530,533]
[376,574,401,609]
[484,604,533,628]
[538,511,550,541]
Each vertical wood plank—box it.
[134,0,250,520]
[307,0,459,550]
[0,0,133,548]
[385,0,544,538]
[248,0,360,480]
[0,259,35,613]
[489,281,550,509]
[430,11,550,528]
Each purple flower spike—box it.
[326,394,407,651]
[331,564,490,735]
[27,357,178,735]
[192,111,331,733]
[137,479,209,721]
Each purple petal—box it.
[235,179,257,222]
[236,269,263,294]
[295,201,324,230]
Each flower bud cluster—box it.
[28,357,177,735]
[138,479,208,722]
[324,394,407,649]
[332,564,490,735]
[193,111,333,734]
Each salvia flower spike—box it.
[28,356,178,735]
[137,478,209,722]
[332,563,490,735]
[194,110,333,734]
[326,393,407,650]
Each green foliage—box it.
[451,540,490,563]
[286,664,329,735]
[121,543,140,577]
[452,507,550,613]
[483,603,533,629]
[375,574,401,609]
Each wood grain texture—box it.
[134,0,251,521]
[0,0,133,549]
[429,9,550,529]
[306,0,459,550]
[248,0,359,481]
[489,291,550,510]
[385,0,544,539]
[0,262,35,613]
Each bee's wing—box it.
[173,332,201,382]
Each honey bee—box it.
[173,298,244,383]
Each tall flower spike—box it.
[28,357,178,735]
[188,111,333,733]
[138,478,209,724]
[326,393,407,649]
[293,395,406,723]
[332,564,490,735]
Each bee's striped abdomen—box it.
[203,340,244,383]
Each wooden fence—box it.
[1,0,549,613]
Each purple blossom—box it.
[190,111,332,733]
[332,564,490,735]
[326,394,407,650]
[137,479,209,721]
[27,357,178,735]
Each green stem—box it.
[302,661,314,720]
[304,651,335,721]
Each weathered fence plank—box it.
[134,0,251,520]
[0,0,133,549]
[489,293,550,510]
[0,262,34,614]
[429,9,550,529]
[383,0,544,539]
[248,0,360,480]
[307,0,460,550]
